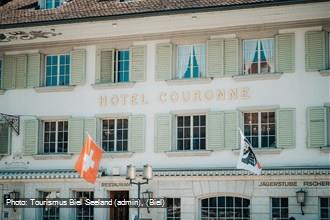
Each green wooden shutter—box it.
[207,39,224,78]
[307,107,327,148]
[276,108,296,148]
[96,49,115,84]
[27,53,41,88]
[71,49,86,85]
[68,118,84,153]
[305,31,328,72]
[224,111,239,149]
[156,43,173,81]
[155,114,171,152]
[84,118,97,141]
[207,111,224,150]
[128,115,145,153]
[3,55,16,89]
[224,38,239,77]
[15,54,27,89]
[276,33,295,73]
[0,123,9,155]
[130,46,146,82]
[23,119,38,155]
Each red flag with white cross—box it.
[75,134,103,184]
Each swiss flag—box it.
[75,135,103,184]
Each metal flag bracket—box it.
[0,113,20,135]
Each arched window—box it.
[200,196,250,219]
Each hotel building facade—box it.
[0,0,329,219]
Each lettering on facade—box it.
[258,181,330,187]
[99,87,250,107]
[101,183,131,187]
[258,181,297,187]
[303,181,330,187]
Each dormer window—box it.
[39,0,62,9]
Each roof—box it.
[0,0,327,28]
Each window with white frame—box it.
[43,121,68,153]
[166,198,181,220]
[176,44,206,79]
[74,191,94,220]
[43,0,62,9]
[40,191,60,220]
[243,111,276,148]
[114,50,130,83]
[320,197,330,220]
[176,115,206,151]
[201,196,250,219]
[45,54,70,86]
[271,198,288,220]
[102,118,128,152]
[243,38,274,74]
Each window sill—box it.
[166,150,212,157]
[92,82,135,89]
[165,77,212,86]
[232,73,283,81]
[103,152,133,158]
[33,154,73,160]
[0,90,5,95]
[320,146,330,153]
[319,69,330,76]
[34,85,75,93]
[232,148,282,154]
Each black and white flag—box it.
[236,129,262,175]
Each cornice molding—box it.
[0,167,328,180]
[0,18,329,51]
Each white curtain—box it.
[194,45,206,77]
[243,40,258,74]
[260,39,274,73]
[177,45,191,79]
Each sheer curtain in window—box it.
[194,45,206,77]
[260,39,274,73]
[243,40,258,74]
[177,45,191,79]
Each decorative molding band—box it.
[0,167,328,180]
[0,170,103,180]
[0,29,62,42]
[136,167,330,177]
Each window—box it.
[177,44,206,79]
[74,191,94,220]
[115,50,130,83]
[43,0,62,9]
[243,111,276,148]
[43,121,68,153]
[243,39,274,74]
[0,59,2,88]
[166,198,181,220]
[176,115,206,151]
[45,54,70,86]
[271,198,288,220]
[0,123,10,155]
[40,191,60,220]
[102,119,128,152]
[320,197,330,220]
[201,196,250,219]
